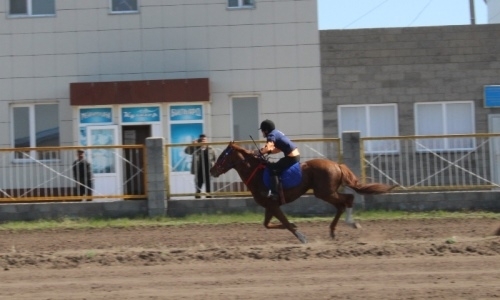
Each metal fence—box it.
[165,138,342,198]
[0,145,146,203]
[360,133,500,191]
[3,133,497,203]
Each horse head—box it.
[210,141,256,177]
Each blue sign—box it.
[121,106,160,123]
[170,105,203,121]
[80,108,112,124]
[484,86,500,108]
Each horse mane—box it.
[229,142,264,164]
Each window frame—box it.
[414,101,476,152]
[11,103,60,162]
[231,96,259,141]
[338,103,399,154]
[109,0,139,14]
[8,0,55,17]
[227,0,255,9]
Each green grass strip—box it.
[0,210,498,231]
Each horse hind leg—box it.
[341,193,361,229]
[322,193,354,239]
[317,192,344,239]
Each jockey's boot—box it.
[267,174,280,203]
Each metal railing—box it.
[4,133,497,203]
[0,145,146,203]
[360,133,500,191]
[165,138,342,198]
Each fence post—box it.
[146,137,167,217]
[341,131,365,210]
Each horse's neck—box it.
[233,153,264,182]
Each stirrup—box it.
[267,190,277,197]
[267,191,279,202]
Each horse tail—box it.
[338,164,394,195]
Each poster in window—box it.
[170,123,203,172]
[79,127,87,146]
[90,129,116,173]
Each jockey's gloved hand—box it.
[254,149,269,156]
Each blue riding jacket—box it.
[266,129,297,156]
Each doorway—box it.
[122,125,151,195]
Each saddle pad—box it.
[263,162,302,190]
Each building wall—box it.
[320,24,500,138]
[0,0,323,150]
[486,0,500,23]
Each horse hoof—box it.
[330,232,336,239]
[294,231,308,244]
[352,222,362,229]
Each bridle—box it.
[211,146,237,176]
[212,146,266,185]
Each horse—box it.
[209,141,394,244]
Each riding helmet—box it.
[259,119,275,132]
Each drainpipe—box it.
[470,0,476,25]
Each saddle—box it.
[262,162,302,190]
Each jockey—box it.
[256,119,300,201]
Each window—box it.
[228,0,255,9]
[338,104,399,153]
[232,97,258,141]
[415,101,475,151]
[12,104,60,160]
[111,0,138,13]
[9,0,55,16]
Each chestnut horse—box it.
[210,141,394,244]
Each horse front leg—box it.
[263,207,298,229]
[266,205,307,244]
[263,208,283,229]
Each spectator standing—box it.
[184,134,216,198]
[72,149,93,201]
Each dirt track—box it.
[0,218,499,299]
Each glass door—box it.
[87,125,122,199]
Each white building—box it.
[0,0,322,197]
[485,0,500,23]
[0,0,322,149]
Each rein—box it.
[244,163,266,186]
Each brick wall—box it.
[321,24,500,137]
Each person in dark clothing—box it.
[257,120,300,201]
[72,149,93,201]
[184,134,216,198]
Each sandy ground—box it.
[0,218,499,299]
